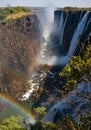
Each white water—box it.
[68,11,89,57]
[19,10,90,102]
[59,13,69,45]
[19,72,47,101]
[59,12,64,45]
[40,11,91,122]
[38,6,55,41]
[39,11,89,66]
[85,17,91,32]
[37,9,69,65]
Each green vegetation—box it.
[0,116,28,130]
[0,102,22,123]
[59,7,91,12]
[60,44,91,92]
[0,100,33,123]
[0,6,32,23]
[1,44,91,129]
[0,114,91,130]
[0,6,27,18]
[34,107,47,120]
[55,115,91,130]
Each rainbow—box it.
[0,94,36,124]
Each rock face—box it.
[0,14,41,76]
[0,14,41,99]
[44,82,91,123]
[54,11,81,52]
[43,9,91,122]
[52,10,91,55]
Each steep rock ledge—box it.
[53,10,91,55]
[0,14,42,99]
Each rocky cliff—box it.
[52,9,91,55]
[43,8,91,123]
[0,13,41,99]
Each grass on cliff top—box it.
[6,12,35,21]
[58,7,91,12]
[0,6,34,23]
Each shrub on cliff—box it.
[59,7,91,12]
[59,44,91,92]
[0,114,91,130]
[0,116,27,130]
[55,115,91,130]
[0,7,27,17]
[34,107,47,120]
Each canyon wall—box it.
[0,14,42,99]
[52,10,91,55]
[44,9,91,122]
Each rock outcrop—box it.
[52,10,91,55]
[44,82,91,123]
[43,9,91,123]
[0,14,41,99]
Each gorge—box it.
[0,6,91,127]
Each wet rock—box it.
[44,82,91,123]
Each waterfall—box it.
[75,17,91,55]
[58,12,64,45]
[79,11,84,21]
[38,10,90,66]
[68,11,89,57]
[59,13,69,45]
[37,6,55,42]
[84,17,91,32]
[36,7,56,64]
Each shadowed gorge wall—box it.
[53,10,91,55]
[43,9,91,123]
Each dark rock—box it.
[52,10,91,56]
[44,82,91,123]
